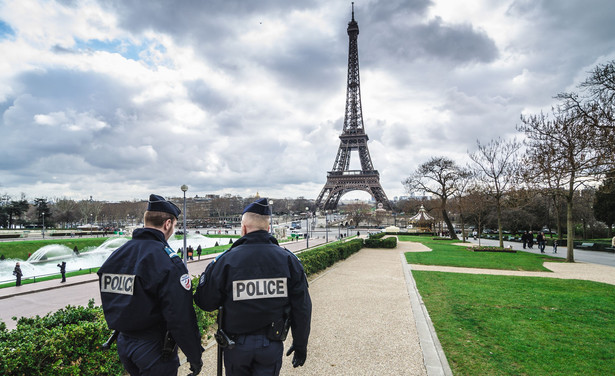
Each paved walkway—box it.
[179,241,451,375]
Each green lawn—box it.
[413,271,615,375]
[401,235,561,271]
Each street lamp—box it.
[42,212,45,239]
[305,207,309,248]
[268,199,274,236]
[181,185,188,266]
[325,210,329,243]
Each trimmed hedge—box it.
[364,236,397,248]
[0,284,217,376]
[297,239,363,276]
[0,300,124,375]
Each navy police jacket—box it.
[97,227,202,364]
[194,230,312,350]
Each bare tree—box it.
[469,138,521,248]
[463,184,492,247]
[518,101,607,262]
[342,202,372,228]
[52,198,78,228]
[557,60,615,167]
[403,157,471,240]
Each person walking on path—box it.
[98,194,204,376]
[57,261,67,283]
[13,262,23,286]
[537,232,546,253]
[527,231,534,249]
[194,198,312,375]
[553,239,558,253]
[196,245,202,260]
[521,231,528,249]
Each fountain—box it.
[0,234,234,282]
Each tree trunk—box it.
[460,214,466,242]
[496,198,503,248]
[441,207,458,240]
[566,198,575,262]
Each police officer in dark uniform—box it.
[98,194,203,376]
[194,198,312,375]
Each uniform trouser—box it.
[223,334,283,376]
[117,332,179,376]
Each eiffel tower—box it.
[315,4,391,211]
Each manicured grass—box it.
[0,238,112,260]
[401,236,561,271]
[413,271,615,375]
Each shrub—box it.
[298,239,363,276]
[364,236,397,248]
[0,300,124,376]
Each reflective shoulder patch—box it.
[100,273,135,295]
[199,273,206,286]
[164,246,179,258]
[284,247,300,260]
[180,273,191,291]
[214,248,230,262]
[232,278,288,301]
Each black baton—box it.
[102,330,119,350]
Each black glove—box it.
[187,359,203,376]
[285,345,307,368]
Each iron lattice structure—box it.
[315,5,391,211]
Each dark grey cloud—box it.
[103,0,318,46]
[185,79,230,114]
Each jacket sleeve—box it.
[159,262,203,364]
[288,256,312,350]
[193,260,224,312]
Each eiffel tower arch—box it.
[315,4,392,211]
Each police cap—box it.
[242,198,271,215]
[148,194,181,218]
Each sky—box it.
[1,0,615,204]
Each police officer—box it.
[98,194,203,376]
[194,198,312,375]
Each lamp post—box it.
[305,207,309,248]
[181,185,188,266]
[325,210,328,243]
[42,212,45,239]
[268,199,274,235]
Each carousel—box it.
[407,204,435,233]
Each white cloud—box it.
[1,0,615,204]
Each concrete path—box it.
[179,244,449,376]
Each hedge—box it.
[0,281,217,376]
[0,300,124,375]
[297,238,363,276]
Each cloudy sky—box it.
[1,0,614,203]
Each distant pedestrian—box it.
[521,231,528,249]
[73,246,79,255]
[57,261,67,283]
[537,232,546,253]
[187,245,194,261]
[13,262,23,286]
[553,239,558,253]
[196,245,202,260]
[527,231,534,249]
